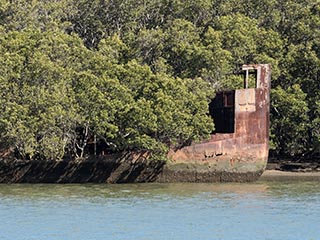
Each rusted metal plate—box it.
[235,88,256,112]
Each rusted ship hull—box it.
[0,64,270,183]
[158,64,271,182]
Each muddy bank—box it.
[261,159,320,181]
[260,170,320,181]
[266,160,320,172]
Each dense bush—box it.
[0,0,319,159]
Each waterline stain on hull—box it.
[0,157,264,183]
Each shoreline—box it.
[260,170,320,181]
[262,160,320,180]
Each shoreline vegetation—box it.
[0,0,319,174]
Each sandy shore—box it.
[260,170,320,181]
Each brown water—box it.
[0,180,319,240]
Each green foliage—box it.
[270,85,310,156]
[0,30,81,160]
[0,17,214,160]
[1,0,320,160]
[311,100,320,153]
[74,59,214,157]
[0,0,75,31]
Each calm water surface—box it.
[0,181,319,240]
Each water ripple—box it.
[0,181,320,240]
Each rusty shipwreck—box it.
[0,64,271,183]
[158,64,271,182]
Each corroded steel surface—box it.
[166,64,271,177]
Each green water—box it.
[0,181,319,240]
